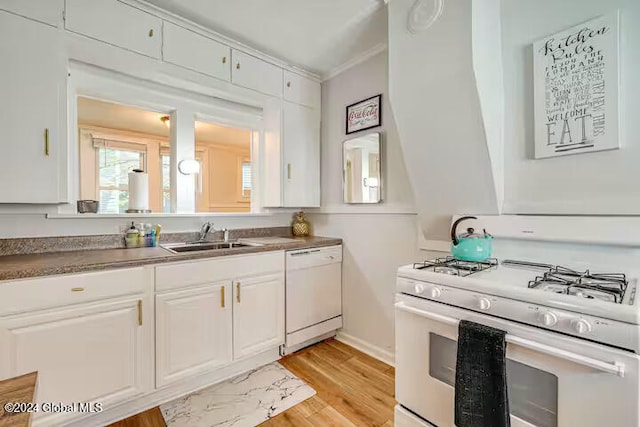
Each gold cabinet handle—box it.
[137,300,143,326]
[287,163,291,180]
[286,81,291,88]
[221,286,225,308]
[236,282,241,303]
[222,56,227,64]
[71,287,84,292]
[148,29,154,37]
[236,63,240,70]
[44,128,50,156]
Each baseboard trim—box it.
[335,332,395,367]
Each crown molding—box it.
[322,43,388,82]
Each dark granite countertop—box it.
[0,236,342,281]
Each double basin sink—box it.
[161,240,261,254]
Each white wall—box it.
[502,0,640,214]
[387,0,500,221]
[308,50,422,363]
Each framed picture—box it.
[346,94,382,134]
[533,12,620,159]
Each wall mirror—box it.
[343,132,382,204]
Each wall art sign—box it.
[533,12,619,159]
[346,94,382,134]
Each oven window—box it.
[428,333,558,427]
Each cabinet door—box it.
[0,0,63,27]
[65,0,162,58]
[163,22,231,81]
[231,49,283,97]
[156,283,232,387]
[283,71,321,108]
[0,297,151,424]
[283,101,320,207]
[233,273,284,358]
[0,11,66,203]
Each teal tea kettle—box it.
[450,216,493,262]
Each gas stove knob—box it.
[478,297,491,310]
[429,287,442,298]
[571,318,592,334]
[413,283,425,294]
[540,311,558,327]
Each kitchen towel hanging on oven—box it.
[454,320,510,427]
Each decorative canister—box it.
[292,211,310,236]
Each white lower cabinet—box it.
[0,252,288,425]
[233,273,285,358]
[0,296,152,425]
[156,282,232,387]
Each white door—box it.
[0,11,66,203]
[283,71,321,108]
[163,22,231,81]
[231,49,283,97]
[0,0,63,27]
[65,0,162,58]
[156,283,232,386]
[395,294,640,427]
[283,101,320,207]
[0,297,151,424]
[233,273,285,358]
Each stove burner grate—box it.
[413,257,498,277]
[528,266,628,303]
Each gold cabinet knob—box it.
[222,56,227,64]
[286,81,291,88]
[236,63,241,70]
[148,29,154,37]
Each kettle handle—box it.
[450,216,478,246]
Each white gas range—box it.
[394,216,640,427]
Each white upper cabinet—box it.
[283,71,321,108]
[163,22,231,81]
[283,102,321,207]
[0,0,63,27]
[0,11,66,204]
[65,0,162,58]
[231,49,283,97]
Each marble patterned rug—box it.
[160,362,316,427]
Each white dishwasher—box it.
[285,245,343,350]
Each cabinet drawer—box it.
[65,0,162,58]
[283,71,321,108]
[231,50,283,97]
[156,251,284,292]
[0,267,150,316]
[163,22,231,81]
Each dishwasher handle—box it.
[289,249,321,256]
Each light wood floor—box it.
[109,339,396,427]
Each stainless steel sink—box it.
[161,241,259,254]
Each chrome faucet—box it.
[198,222,214,242]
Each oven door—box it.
[395,293,639,427]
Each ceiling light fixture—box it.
[160,115,170,127]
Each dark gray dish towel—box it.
[454,320,510,427]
